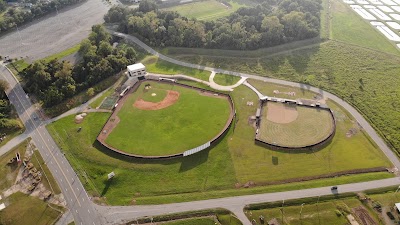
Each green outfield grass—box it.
[258,102,334,147]
[163,0,245,21]
[141,56,211,81]
[47,80,392,205]
[213,73,241,86]
[330,0,399,55]
[105,81,231,155]
[0,192,63,225]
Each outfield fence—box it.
[96,78,235,159]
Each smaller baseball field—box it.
[258,102,334,148]
[102,81,232,156]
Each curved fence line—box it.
[96,78,235,159]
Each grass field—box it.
[105,81,231,155]
[162,217,216,225]
[213,73,241,86]
[47,79,392,205]
[163,0,245,21]
[258,102,334,147]
[141,56,211,81]
[330,0,399,55]
[0,139,29,192]
[42,43,80,62]
[0,192,63,225]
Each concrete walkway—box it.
[0,131,30,157]
[148,72,246,92]
[208,71,247,91]
[242,81,264,99]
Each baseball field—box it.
[102,81,232,156]
[258,102,335,148]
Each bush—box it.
[335,210,342,217]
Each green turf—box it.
[163,0,245,21]
[47,112,237,205]
[0,192,63,225]
[258,102,334,147]
[0,139,28,191]
[174,40,400,154]
[217,214,242,225]
[161,217,216,225]
[47,81,392,205]
[30,150,61,194]
[330,0,399,55]
[105,81,231,156]
[140,86,167,102]
[141,56,211,81]
[212,73,241,86]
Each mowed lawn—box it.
[0,192,63,225]
[47,112,237,205]
[258,102,334,147]
[105,81,231,156]
[162,217,216,225]
[163,0,245,21]
[213,73,242,86]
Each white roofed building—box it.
[127,63,146,79]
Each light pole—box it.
[281,199,285,223]
[299,203,305,224]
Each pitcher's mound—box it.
[267,103,298,124]
[134,90,180,110]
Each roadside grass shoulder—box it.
[0,139,29,191]
[42,44,80,63]
[141,56,211,81]
[30,149,61,194]
[0,192,63,225]
[213,73,241,86]
[161,217,216,225]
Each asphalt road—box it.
[0,65,104,225]
[0,0,109,61]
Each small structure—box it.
[394,203,400,213]
[108,171,115,180]
[127,63,146,79]
[0,203,5,211]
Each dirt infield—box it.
[266,103,298,124]
[133,90,180,110]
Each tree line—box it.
[105,0,321,50]
[0,80,23,131]
[0,0,85,34]
[21,25,137,107]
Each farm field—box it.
[162,0,245,21]
[258,102,334,148]
[104,81,232,156]
[47,79,392,205]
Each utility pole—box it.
[317,196,321,225]
[281,199,285,223]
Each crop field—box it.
[103,81,231,156]
[163,0,245,21]
[258,102,334,148]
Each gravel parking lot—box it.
[0,0,110,61]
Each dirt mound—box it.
[134,90,180,110]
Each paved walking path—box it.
[208,71,247,91]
